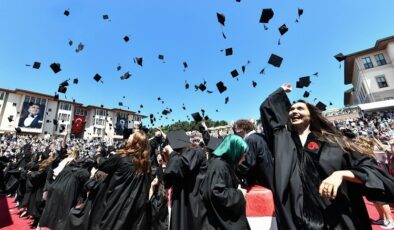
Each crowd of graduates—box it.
[1,84,394,230]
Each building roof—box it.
[358,99,394,112]
[344,35,394,84]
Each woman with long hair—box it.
[88,130,151,230]
[260,83,394,230]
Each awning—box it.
[358,99,394,111]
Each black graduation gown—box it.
[200,157,249,230]
[24,166,48,219]
[88,154,150,230]
[260,87,394,230]
[39,165,90,229]
[163,148,207,230]
[149,190,169,230]
[236,132,274,189]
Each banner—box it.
[115,113,128,136]
[18,101,46,130]
[71,115,86,134]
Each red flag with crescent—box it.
[71,115,86,133]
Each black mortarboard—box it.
[252,80,257,88]
[259,8,274,23]
[116,65,121,71]
[8,115,13,122]
[118,102,123,106]
[75,43,84,53]
[53,119,58,125]
[93,73,102,82]
[183,62,188,69]
[58,85,67,94]
[191,112,203,122]
[50,63,61,73]
[33,62,41,69]
[103,15,109,20]
[185,81,190,89]
[167,130,191,150]
[204,115,209,120]
[342,128,356,139]
[198,83,207,92]
[162,109,171,116]
[134,57,143,66]
[296,76,311,88]
[60,80,69,87]
[158,54,164,60]
[73,78,78,84]
[329,101,333,106]
[59,125,65,132]
[120,71,131,80]
[15,127,22,133]
[206,137,223,151]
[315,101,327,111]
[225,97,229,104]
[217,12,225,26]
[123,129,133,139]
[123,35,130,42]
[279,24,288,35]
[216,81,227,94]
[268,54,283,67]
[54,93,59,100]
[303,91,310,98]
[231,69,239,78]
[225,48,233,56]
[298,8,304,17]
[68,40,73,46]
[140,104,143,108]
[334,53,346,62]
[64,10,70,16]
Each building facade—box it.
[0,88,146,140]
[343,36,394,106]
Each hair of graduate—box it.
[234,119,255,133]
[295,100,371,156]
[38,153,55,173]
[352,136,376,159]
[118,130,150,174]
[67,147,80,160]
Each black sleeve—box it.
[345,151,394,203]
[98,154,122,174]
[259,87,291,152]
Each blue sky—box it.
[0,0,393,126]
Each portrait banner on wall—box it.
[18,97,46,132]
[115,113,128,136]
[71,114,86,134]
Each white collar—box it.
[245,130,256,139]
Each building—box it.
[0,87,146,139]
[343,35,394,106]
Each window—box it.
[75,108,87,116]
[0,91,5,100]
[24,95,46,105]
[57,113,71,122]
[376,75,388,88]
[359,83,367,103]
[374,53,387,66]
[96,109,106,116]
[59,102,71,111]
[362,57,374,69]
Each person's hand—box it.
[163,145,173,155]
[238,185,247,197]
[281,83,292,93]
[151,177,159,188]
[319,171,344,200]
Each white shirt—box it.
[24,115,37,127]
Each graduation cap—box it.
[217,12,225,26]
[185,81,190,89]
[259,68,266,75]
[313,72,319,77]
[225,97,229,104]
[68,40,73,46]
[259,8,274,23]
[231,69,239,78]
[59,125,66,132]
[120,71,131,80]
[303,91,310,98]
[32,62,41,69]
[167,130,191,150]
[134,57,143,66]
[329,101,333,106]
[64,9,70,16]
[103,15,109,20]
[268,54,283,68]
[162,109,171,116]
[53,119,58,126]
[54,93,59,100]
[158,54,164,60]
[206,137,223,151]
[252,80,257,88]
[182,105,186,110]
[15,127,22,133]
[93,73,102,82]
[298,8,304,18]
[60,80,69,87]
[278,24,288,36]
[75,42,84,53]
[191,112,203,122]
[315,101,327,111]
[116,65,122,71]
[296,76,311,88]
[224,48,233,56]
[123,129,133,139]
[198,83,207,92]
[216,81,227,94]
[334,53,346,62]
[7,115,13,122]
[58,85,67,94]
[123,35,130,42]
[50,63,61,73]
[140,104,143,108]
[73,78,78,84]
[118,102,123,106]
[183,62,188,70]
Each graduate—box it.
[88,131,151,230]
[260,83,394,230]
[200,134,250,230]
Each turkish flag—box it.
[71,115,86,133]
